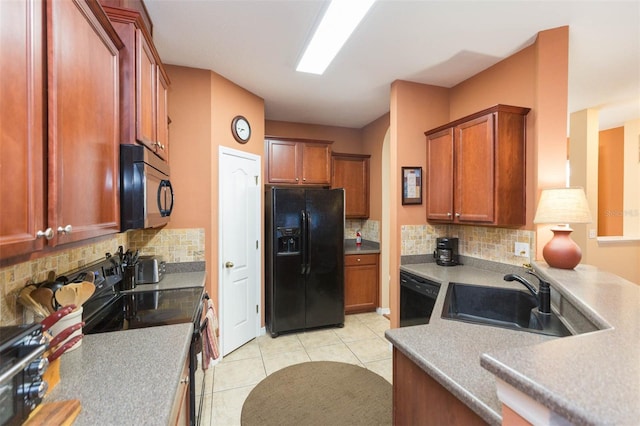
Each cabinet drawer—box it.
[345,254,378,266]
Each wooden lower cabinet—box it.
[393,348,487,425]
[344,253,379,314]
[170,357,190,426]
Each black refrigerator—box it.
[265,187,345,337]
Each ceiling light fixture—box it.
[296,0,375,75]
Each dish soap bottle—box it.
[356,231,362,247]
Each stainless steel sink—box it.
[441,282,572,337]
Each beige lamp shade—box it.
[534,187,592,269]
[533,187,592,224]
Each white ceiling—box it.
[145,0,640,130]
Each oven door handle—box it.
[0,345,46,385]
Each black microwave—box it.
[120,145,174,231]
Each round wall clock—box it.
[231,115,251,144]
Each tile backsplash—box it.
[0,228,205,326]
[401,223,535,266]
[346,219,380,242]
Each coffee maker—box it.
[434,237,459,266]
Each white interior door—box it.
[219,147,260,356]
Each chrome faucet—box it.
[503,270,551,314]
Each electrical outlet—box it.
[589,229,597,239]
[514,242,530,258]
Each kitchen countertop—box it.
[385,261,640,425]
[46,323,193,425]
[44,269,206,424]
[344,239,380,255]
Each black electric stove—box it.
[84,287,204,335]
[52,257,206,426]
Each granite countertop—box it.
[344,239,380,255]
[44,267,207,424]
[386,261,640,425]
[46,323,193,425]
[481,263,640,425]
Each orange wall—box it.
[362,113,390,222]
[393,82,450,226]
[449,26,569,233]
[386,27,569,327]
[389,81,449,327]
[598,127,624,236]
[265,120,363,154]
[165,65,214,294]
[165,65,265,306]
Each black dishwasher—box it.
[399,271,441,327]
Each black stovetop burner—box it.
[84,287,204,335]
[54,258,204,336]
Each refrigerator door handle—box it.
[305,210,311,276]
[301,210,308,275]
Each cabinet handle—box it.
[302,177,306,181]
[455,213,461,217]
[357,258,361,262]
[225,261,234,268]
[180,376,189,385]
[295,177,299,182]
[447,212,452,217]
[57,224,72,234]
[36,228,54,240]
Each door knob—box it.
[57,224,72,234]
[36,228,54,240]
[225,261,234,268]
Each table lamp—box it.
[533,187,592,269]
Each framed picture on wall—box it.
[402,167,422,205]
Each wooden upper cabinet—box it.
[47,0,122,246]
[156,70,170,161]
[331,153,370,219]
[101,3,170,160]
[266,138,332,185]
[136,28,157,148]
[455,114,495,223]
[1,0,121,260]
[425,105,530,227]
[426,129,454,221]
[300,143,332,185]
[0,0,46,257]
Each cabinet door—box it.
[344,254,378,314]
[455,113,494,223]
[426,128,454,221]
[47,0,120,245]
[0,0,46,257]
[301,143,331,185]
[332,154,370,218]
[393,349,487,425]
[169,357,190,426]
[156,69,169,161]
[267,140,300,184]
[136,28,156,150]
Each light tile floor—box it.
[195,312,392,426]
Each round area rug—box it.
[241,361,392,426]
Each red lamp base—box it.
[542,226,582,269]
